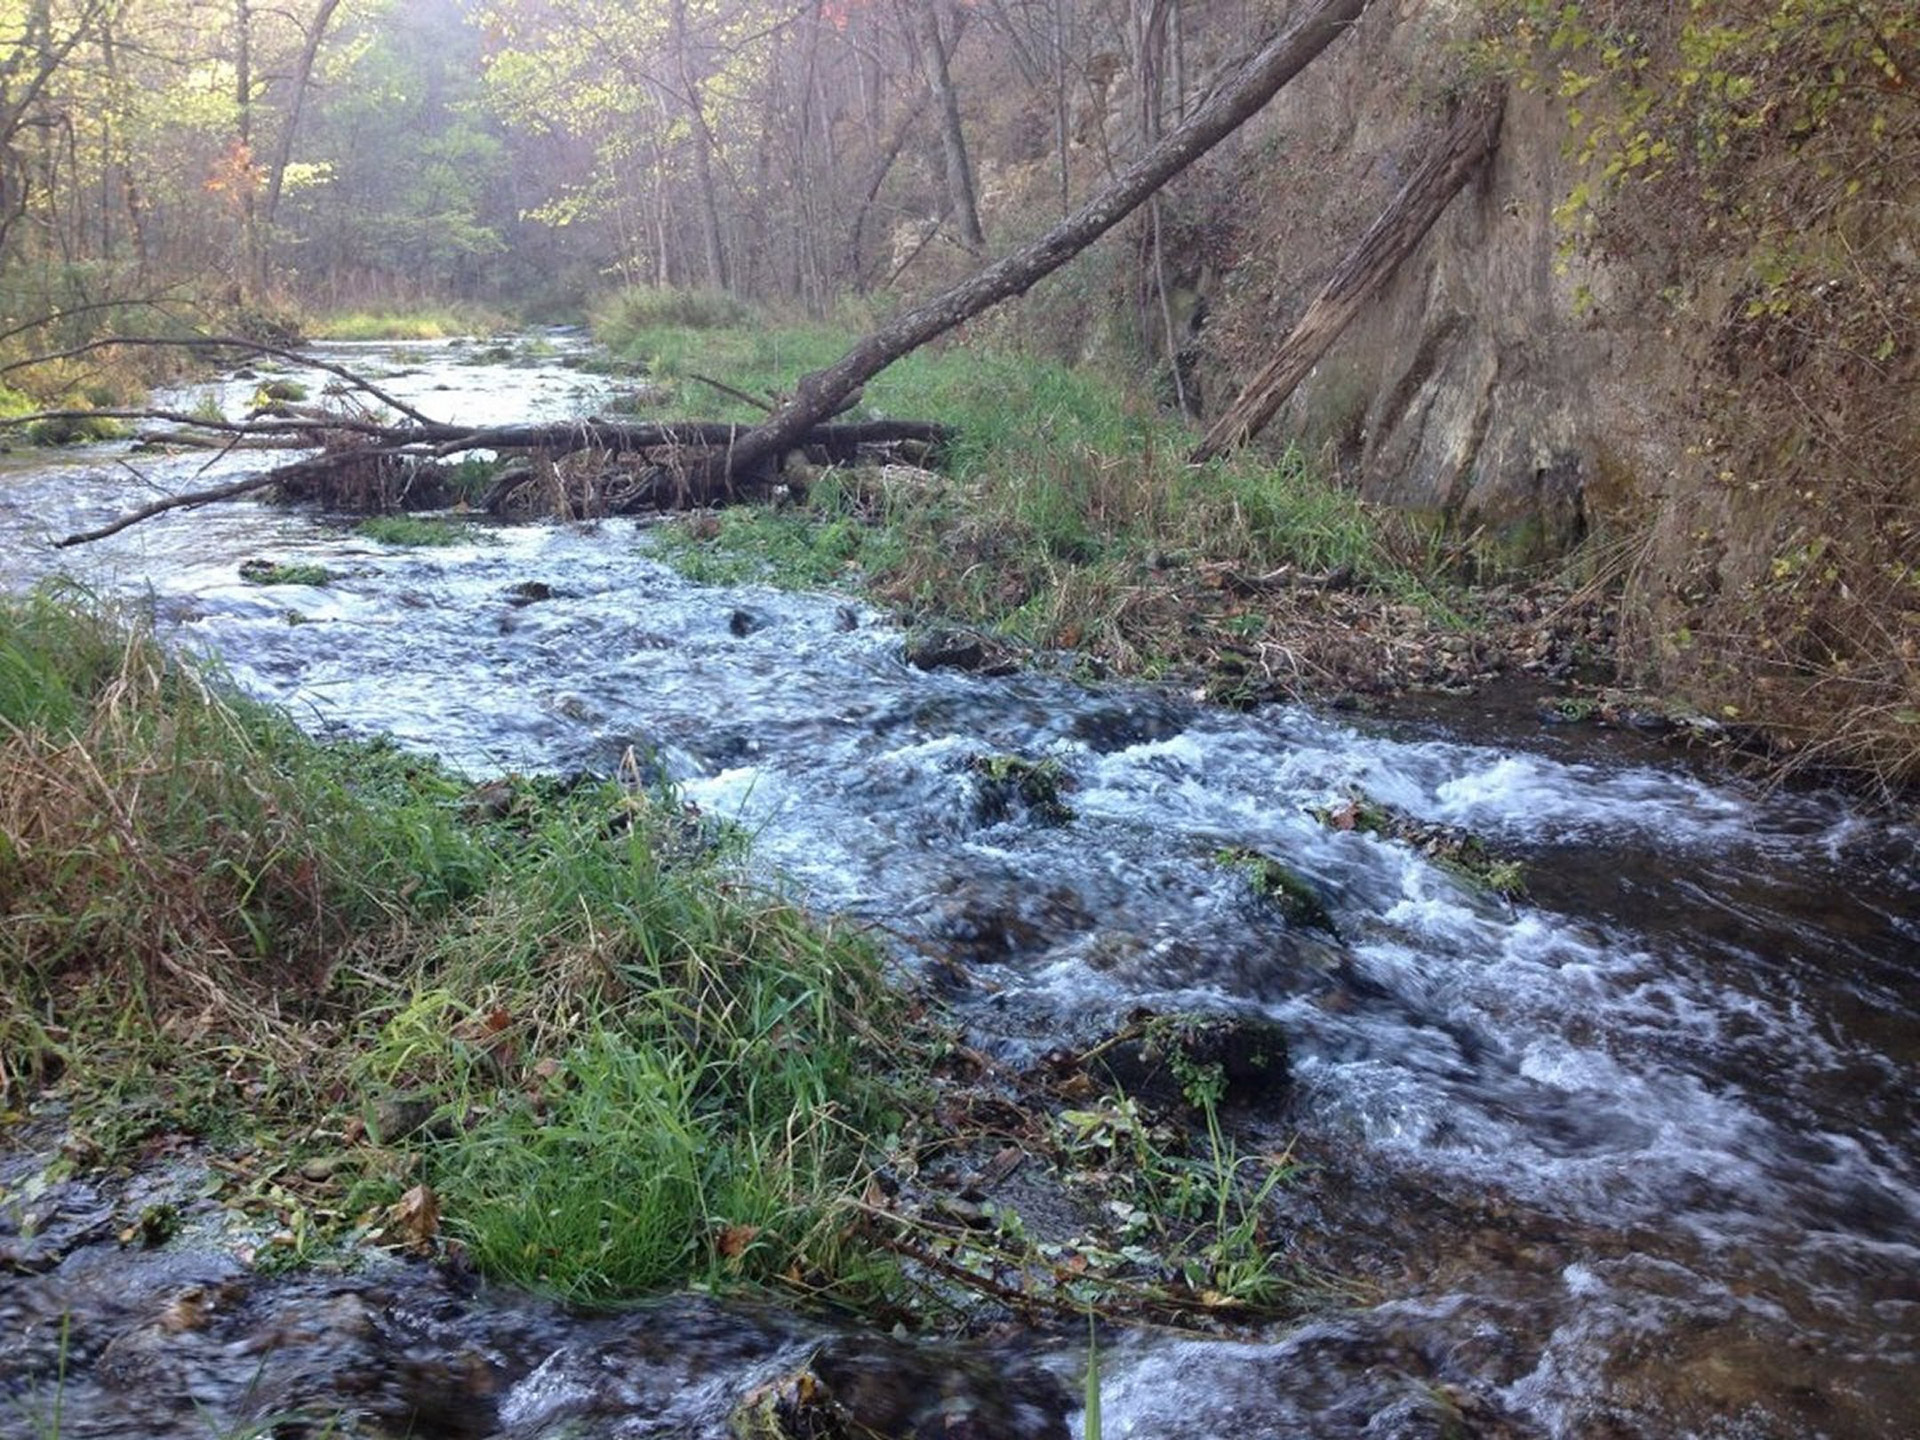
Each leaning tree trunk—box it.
[1192,92,1505,464]
[259,0,344,280]
[717,0,1373,485]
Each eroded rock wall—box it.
[1188,0,1674,563]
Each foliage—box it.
[20,412,126,446]
[647,321,1455,678]
[0,586,491,1094]
[239,559,332,587]
[591,285,754,340]
[354,515,491,547]
[0,589,921,1307]
[1477,0,1920,784]
[412,856,905,1301]
[307,307,509,340]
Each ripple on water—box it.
[3,339,1917,1439]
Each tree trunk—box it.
[1051,0,1071,215]
[260,0,345,284]
[918,0,984,253]
[1192,93,1504,464]
[235,0,259,297]
[670,0,729,291]
[719,0,1373,485]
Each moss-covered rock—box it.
[1083,1008,1291,1114]
[1216,846,1338,934]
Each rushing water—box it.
[3,339,1916,1439]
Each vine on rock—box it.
[1479,0,1920,786]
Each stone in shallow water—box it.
[903,627,1016,675]
[1081,1008,1292,1114]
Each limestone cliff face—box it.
[1188,1,1674,563]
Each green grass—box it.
[610,297,1460,671]
[239,559,331,587]
[0,589,1323,1326]
[0,589,917,1307]
[306,306,509,341]
[21,413,128,446]
[591,285,756,343]
[652,475,904,589]
[355,515,491,547]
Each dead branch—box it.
[54,470,294,547]
[688,373,775,412]
[1193,92,1505,462]
[49,407,954,547]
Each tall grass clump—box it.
[0,588,488,1079]
[1,588,924,1305]
[649,326,1446,667]
[358,779,909,1302]
[591,285,756,349]
[306,306,509,340]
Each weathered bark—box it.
[716,0,1372,487]
[918,0,984,253]
[1192,93,1505,464]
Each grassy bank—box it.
[0,590,1311,1321]
[0,587,913,1303]
[597,290,1501,699]
[305,305,512,341]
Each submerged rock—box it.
[1081,1008,1292,1114]
[903,626,1016,675]
[967,752,1075,826]
[505,580,558,605]
[1217,846,1340,935]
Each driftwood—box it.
[35,0,1375,546]
[1192,92,1505,463]
[45,410,952,548]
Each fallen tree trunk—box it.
[1191,92,1505,464]
[48,413,951,548]
[43,0,1371,545]
[708,0,1374,490]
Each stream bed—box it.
[3,339,1917,1439]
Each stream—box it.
[3,337,1917,1439]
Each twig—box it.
[56,469,301,548]
[688,372,776,413]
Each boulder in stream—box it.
[1079,1007,1292,1114]
[903,626,1017,676]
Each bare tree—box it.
[915,0,984,252]
[718,0,1373,484]
[258,0,345,288]
[669,0,729,290]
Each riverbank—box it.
[596,307,1791,787]
[0,594,1333,1355]
[4,331,1915,1437]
